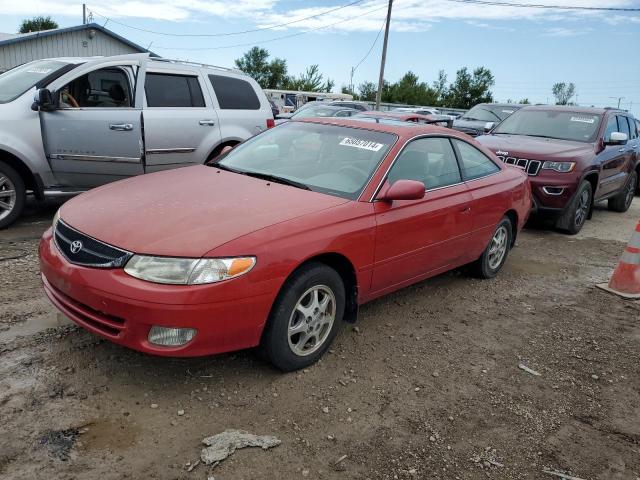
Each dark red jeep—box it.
[477,106,639,234]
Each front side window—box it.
[209,74,260,110]
[604,116,618,142]
[454,139,500,180]
[493,110,602,143]
[388,137,461,190]
[216,122,396,200]
[617,116,631,138]
[59,67,132,108]
[0,60,71,104]
[145,73,205,108]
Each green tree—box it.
[519,98,531,104]
[235,47,288,89]
[551,82,575,105]
[444,67,494,109]
[431,70,448,106]
[341,85,359,99]
[286,64,334,92]
[19,16,58,33]
[380,71,439,106]
[358,81,377,102]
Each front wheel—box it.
[608,171,636,213]
[556,180,592,235]
[0,160,26,230]
[471,217,512,279]
[260,262,345,372]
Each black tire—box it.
[260,262,345,372]
[471,217,513,279]
[555,180,592,235]
[608,171,636,212]
[0,160,26,230]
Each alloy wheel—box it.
[0,174,17,222]
[575,190,590,227]
[487,225,508,270]
[288,285,336,357]
[624,175,635,209]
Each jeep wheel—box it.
[608,171,637,212]
[556,180,592,235]
[0,161,26,229]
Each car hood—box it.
[475,134,595,160]
[60,165,349,257]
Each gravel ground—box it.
[1,199,639,480]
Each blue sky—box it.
[0,0,638,115]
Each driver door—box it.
[40,54,148,188]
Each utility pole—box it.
[349,66,355,95]
[610,96,625,109]
[83,4,87,24]
[375,0,393,111]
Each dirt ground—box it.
[1,198,639,480]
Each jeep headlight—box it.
[124,256,256,285]
[542,161,575,173]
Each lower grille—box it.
[54,220,132,268]
[43,277,125,338]
[497,156,542,176]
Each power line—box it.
[443,0,640,12]
[152,3,390,51]
[353,17,386,73]
[87,0,366,37]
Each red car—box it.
[39,119,531,371]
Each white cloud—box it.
[543,26,593,36]
[0,0,636,30]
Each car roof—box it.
[518,104,620,115]
[296,117,454,138]
[356,111,428,121]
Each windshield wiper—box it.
[243,171,312,191]
[211,162,241,173]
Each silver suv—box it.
[0,53,274,228]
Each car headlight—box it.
[52,208,61,229]
[542,161,575,173]
[124,256,256,285]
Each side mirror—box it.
[377,180,426,202]
[31,88,54,112]
[604,131,628,146]
[484,122,495,133]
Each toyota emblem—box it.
[70,240,83,254]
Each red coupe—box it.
[39,119,531,371]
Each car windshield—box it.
[462,105,516,122]
[216,122,396,200]
[492,110,602,142]
[0,60,70,103]
[292,106,344,119]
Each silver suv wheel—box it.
[0,173,17,222]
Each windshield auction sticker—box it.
[570,116,596,124]
[339,137,384,151]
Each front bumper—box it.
[39,228,275,357]
[529,175,578,216]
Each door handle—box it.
[618,148,625,153]
[109,123,133,131]
[460,206,472,213]
[199,120,216,126]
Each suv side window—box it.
[388,137,461,190]
[625,117,637,139]
[145,73,205,108]
[453,139,500,180]
[208,75,260,110]
[59,67,131,108]
[616,115,631,138]
[603,116,618,142]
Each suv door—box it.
[371,137,473,294]
[143,70,221,171]
[41,55,148,188]
[598,115,630,197]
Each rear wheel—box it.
[608,171,636,212]
[556,180,591,235]
[0,161,26,230]
[471,217,512,279]
[260,262,345,372]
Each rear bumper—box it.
[39,228,275,357]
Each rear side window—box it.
[145,73,205,108]
[624,117,637,139]
[453,139,500,180]
[209,74,260,110]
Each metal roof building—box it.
[0,23,156,72]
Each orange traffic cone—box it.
[597,220,640,299]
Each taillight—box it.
[266,118,275,129]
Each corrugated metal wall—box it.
[0,29,139,71]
